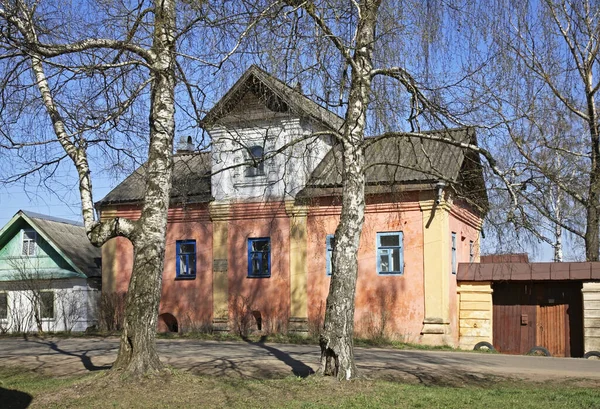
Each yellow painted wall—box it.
[583,282,600,353]
[286,202,308,322]
[210,203,229,323]
[457,282,493,349]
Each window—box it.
[176,240,196,278]
[39,292,54,319]
[248,238,270,277]
[246,145,265,177]
[0,293,7,320]
[452,232,457,275]
[22,230,37,256]
[377,232,403,275]
[326,234,335,276]
[469,240,474,262]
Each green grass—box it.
[0,367,598,409]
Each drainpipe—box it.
[435,181,446,205]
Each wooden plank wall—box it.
[583,282,600,354]
[457,282,493,349]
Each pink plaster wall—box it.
[105,205,213,332]
[307,193,425,342]
[160,220,213,330]
[227,214,290,333]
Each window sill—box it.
[175,275,196,281]
[234,177,271,188]
[247,275,271,279]
[377,272,404,276]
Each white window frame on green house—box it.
[22,229,37,256]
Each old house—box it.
[98,66,486,346]
[0,211,101,333]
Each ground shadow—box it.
[242,336,315,377]
[31,339,111,372]
[0,386,33,409]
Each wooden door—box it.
[534,283,583,357]
[493,283,536,354]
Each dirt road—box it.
[1,337,599,384]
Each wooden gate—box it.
[493,282,583,357]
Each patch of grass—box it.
[353,337,457,351]
[158,331,462,352]
[2,367,599,409]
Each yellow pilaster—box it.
[209,202,230,329]
[285,201,309,333]
[419,192,451,345]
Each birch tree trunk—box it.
[318,0,380,380]
[112,0,176,376]
[585,85,600,261]
[0,0,176,376]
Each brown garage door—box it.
[493,282,583,357]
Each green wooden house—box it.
[0,210,101,333]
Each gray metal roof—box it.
[303,127,471,182]
[20,211,101,278]
[97,152,211,206]
[202,65,345,132]
[298,127,487,209]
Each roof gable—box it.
[0,211,101,278]
[202,65,344,132]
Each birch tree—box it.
[483,0,600,261]
[278,0,507,380]
[0,0,259,377]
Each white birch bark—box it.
[1,0,176,377]
[312,0,381,380]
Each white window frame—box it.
[22,230,37,256]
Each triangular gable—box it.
[202,65,344,132]
[0,211,87,278]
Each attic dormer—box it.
[203,66,341,202]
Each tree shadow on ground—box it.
[242,335,315,378]
[32,339,111,372]
[0,386,33,409]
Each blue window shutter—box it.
[248,238,271,278]
[247,239,252,277]
[176,241,181,276]
[175,240,196,279]
[326,234,334,276]
[400,231,404,274]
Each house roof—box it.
[96,152,212,206]
[298,127,488,209]
[0,211,101,279]
[98,69,487,211]
[202,65,345,132]
[457,261,600,281]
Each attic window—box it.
[22,230,37,256]
[246,145,265,177]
